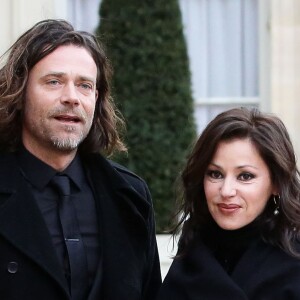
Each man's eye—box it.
[79,83,92,90]
[207,170,223,179]
[47,80,60,85]
[239,172,254,181]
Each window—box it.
[65,0,266,134]
[179,0,259,133]
[66,0,102,33]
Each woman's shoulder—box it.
[232,238,300,298]
[237,238,300,282]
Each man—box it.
[0,19,161,299]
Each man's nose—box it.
[60,83,80,106]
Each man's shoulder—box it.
[109,160,151,200]
[85,153,145,183]
[84,153,149,197]
[109,160,144,182]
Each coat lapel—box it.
[84,154,150,299]
[0,154,69,297]
[84,154,150,236]
[159,240,248,300]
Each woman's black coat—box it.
[157,238,300,299]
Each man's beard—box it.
[50,124,87,151]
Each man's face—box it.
[23,45,98,156]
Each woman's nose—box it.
[220,177,237,197]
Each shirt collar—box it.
[17,146,85,191]
[60,154,85,191]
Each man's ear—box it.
[16,100,23,110]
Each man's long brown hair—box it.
[0,19,126,155]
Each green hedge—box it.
[96,0,196,233]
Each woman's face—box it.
[204,138,277,230]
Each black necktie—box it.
[51,174,88,300]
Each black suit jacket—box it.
[157,238,300,299]
[0,152,161,300]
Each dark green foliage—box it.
[96,0,196,232]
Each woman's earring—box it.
[273,195,280,216]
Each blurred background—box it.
[1,0,300,278]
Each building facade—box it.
[1,0,299,153]
[2,0,300,277]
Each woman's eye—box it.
[207,170,223,179]
[238,172,254,181]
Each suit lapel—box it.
[0,154,69,297]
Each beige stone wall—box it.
[271,0,300,163]
[0,0,67,56]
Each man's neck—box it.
[22,142,77,172]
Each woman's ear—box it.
[271,187,279,197]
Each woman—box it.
[158,107,300,299]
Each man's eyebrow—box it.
[78,75,96,84]
[40,72,66,79]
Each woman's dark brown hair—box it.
[0,19,126,154]
[175,107,300,258]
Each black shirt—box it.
[16,147,100,290]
